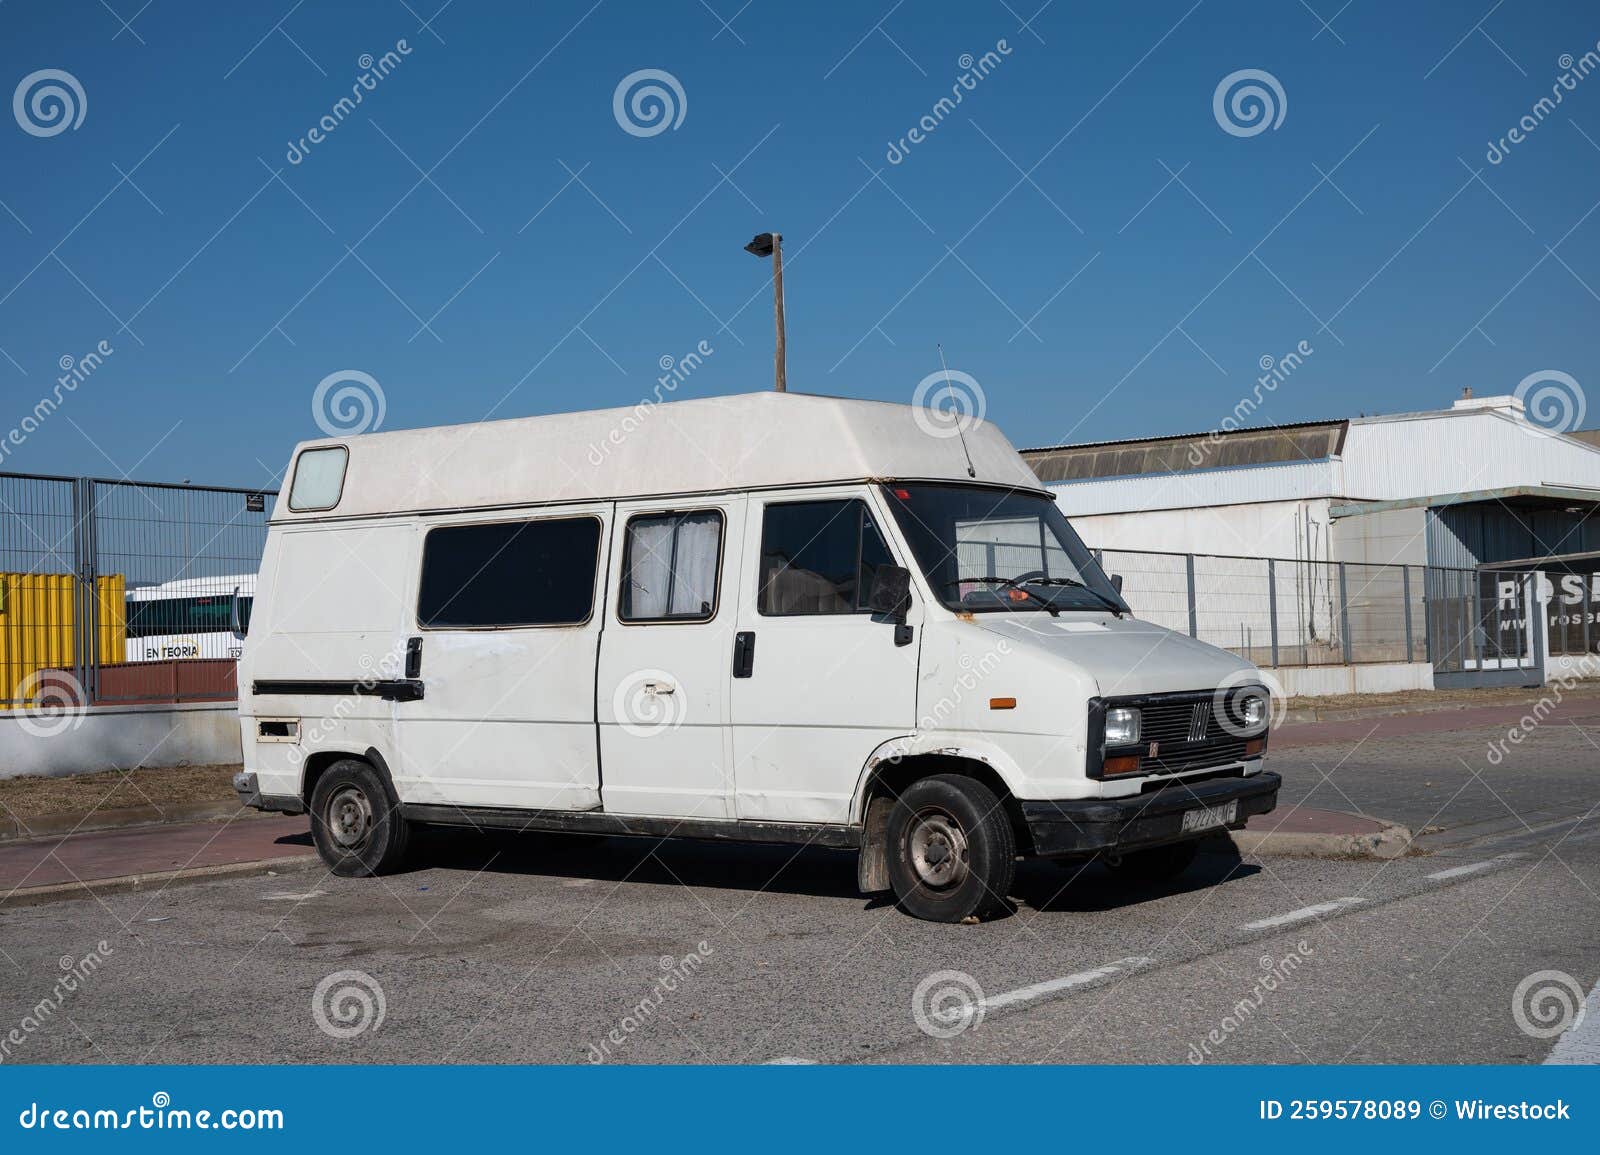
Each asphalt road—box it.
[1,716,1596,1066]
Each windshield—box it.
[882,483,1127,614]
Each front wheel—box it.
[308,759,411,877]
[1104,839,1198,883]
[886,774,1016,923]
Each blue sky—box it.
[1,0,1598,488]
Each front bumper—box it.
[1021,770,1280,857]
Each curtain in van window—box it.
[623,511,722,619]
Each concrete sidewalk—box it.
[1274,695,1600,750]
[0,815,314,906]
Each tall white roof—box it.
[275,391,1042,521]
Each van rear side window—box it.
[418,517,602,628]
[288,446,348,511]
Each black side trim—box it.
[252,679,424,702]
[400,804,861,849]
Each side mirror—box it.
[1110,573,1124,595]
[867,565,912,620]
[229,585,247,641]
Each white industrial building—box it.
[1021,394,1600,694]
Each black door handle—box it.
[405,636,423,679]
[732,631,755,678]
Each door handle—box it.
[405,636,423,679]
[643,680,676,695]
[732,631,755,678]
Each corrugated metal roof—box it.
[1022,421,1346,483]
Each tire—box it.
[308,758,411,877]
[1104,839,1198,883]
[885,774,1016,923]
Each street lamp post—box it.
[744,232,786,392]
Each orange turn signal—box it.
[989,697,1017,710]
[1102,753,1143,776]
[1243,738,1265,757]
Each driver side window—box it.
[758,499,894,616]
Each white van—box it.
[235,392,1279,922]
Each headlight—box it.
[1104,706,1140,746]
[1239,693,1268,732]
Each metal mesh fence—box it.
[1099,548,1452,668]
[0,472,275,707]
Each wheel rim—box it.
[327,785,374,850]
[908,807,970,889]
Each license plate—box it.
[1180,800,1238,833]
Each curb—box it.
[1227,822,1414,860]
[0,853,320,910]
[0,799,248,844]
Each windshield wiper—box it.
[1022,576,1123,612]
[946,576,1059,617]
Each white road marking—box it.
[981,956,1153,1012]
[1426,853,1524,881]
[763,1056,818,1065]
[1545,978,1600,1065]
[261,890,325,901]
[1240,898,1361,930]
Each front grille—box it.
[1139,697,1229,745]
[1101,690,1261,780]
[1142,738,1250,775]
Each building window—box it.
[417,517,602,628]
[287,446,347,511]
[619,510,724,622]
[758,499,896,616]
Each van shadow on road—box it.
[389,826,1258,919]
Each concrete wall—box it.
[1064,497,1329,561]
[0,703,241,780]
[1264,661,1434,698]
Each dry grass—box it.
[0,763,242,821]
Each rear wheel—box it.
[1104,839,1198,883]
[309,759,411,877]
[886,774,1016,923]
